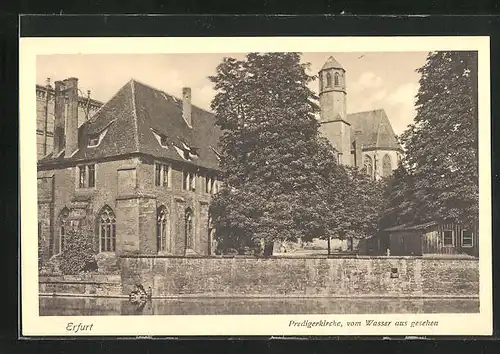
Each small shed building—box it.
[359,221,478,257]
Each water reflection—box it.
[39,296,479,316]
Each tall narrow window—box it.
[334,72,340,86]
[442,230,454,246]
[205,175,212,194]
[57,208,69,254]
[98,205,116,252]
[183,171,189,190]
[364,155,373,178]
[461,230,474,248]
[79,166,86,188]
[326,72,332,87]
[183,171,195,191]
[155,163,170,187]
[157,206,169,252]
[88,164,95,187]
[155,163,161,186]
[382,154,392,177]
[190,173,196,191]
[185,208,193,249]
[78,164,96,188]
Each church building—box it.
[318,56,403,179]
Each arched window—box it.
[326,72,332,87]
[382,154,392,177]
[157,205,170,253]
[185,208,194,250]
[57,207,69,254]
[364,155,373,178]
[334,72,340,86]
[98,205,116,252]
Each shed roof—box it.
[383,221,438,232]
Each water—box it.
[39,296,479,316]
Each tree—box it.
[399,51,478,228]
[378,162,417,230]
[209,52,340,255]
[321,165,386,254]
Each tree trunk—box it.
[327,236,331,256]
[263,241,274,258]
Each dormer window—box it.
[87,126,111,148]
[151,129,169,148]
[88,135,99,147]
[174,143,199,161]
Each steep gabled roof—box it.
[348,109,402,151]
[39,79,222,171]
[320,56,344,71]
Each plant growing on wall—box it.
[59,225,97,275]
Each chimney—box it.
[182,87,192,127]
[64,77,79,157]
[354,130,363,169]
[53,81,65,155]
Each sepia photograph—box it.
[20,36,491,336]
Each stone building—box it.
[36,79,103,159]
[318,56,403,179]
[37,78,222,265]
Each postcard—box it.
[20,35,492,336]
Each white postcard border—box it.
[20,36,492,336]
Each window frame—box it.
[334,72,340,86]
[442,230,455,247]
[326,72,332,87]
[157,206,170,253]
[154,162,171,188]
[461,230,474,248]
[183,170,196,191]
[98,206,116,253]
[364,155,373,178]
[87,135,100,147]
[382,154,392,177]
[76,163,97,189]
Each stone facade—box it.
[37,78,221,271]
[38,156,219,264]
[318,57,403,179]
[36,81,102,160]
[120,256,479,298]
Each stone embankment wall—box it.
[39,274,122,297]
[119,256,478,298]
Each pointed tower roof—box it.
[320,56,345,71]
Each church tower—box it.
[318,56,352,166]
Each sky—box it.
[36,52,429,136]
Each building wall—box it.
[421,223,479,257]
[120,256,479,298]
[361,149,401,180]
[388,231,423,256]
[37,155,216,263]
[36,86,102,159]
